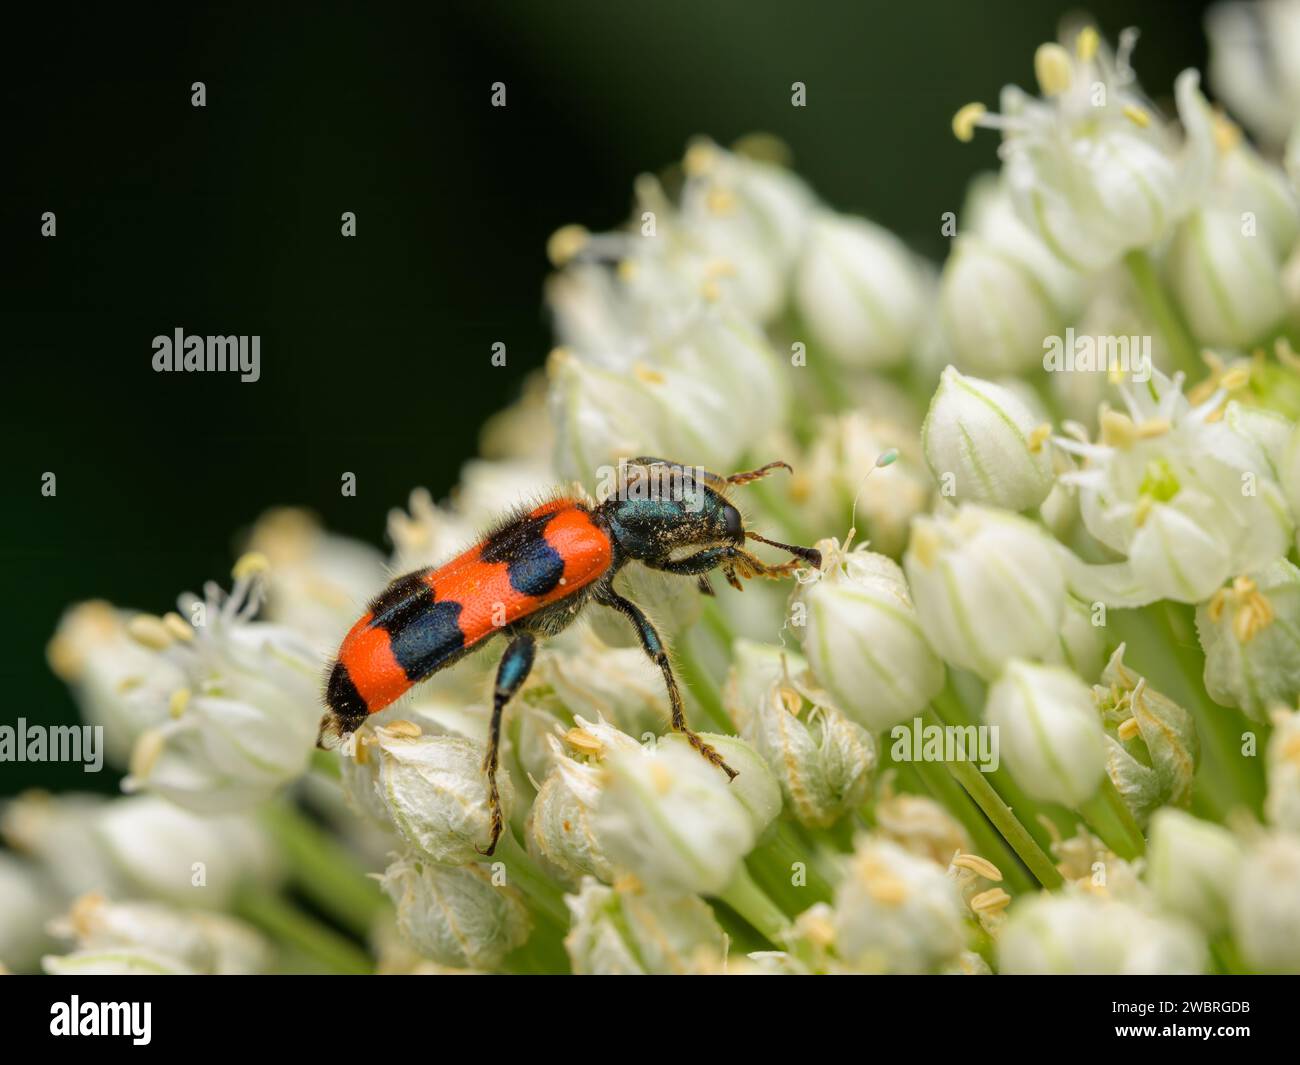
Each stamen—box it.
[168,688,190,718]
[1076,26,1100,61]
[1034,43,1073,96]
[952,853,1004,881]
[546,224,590,267]
[232,552,271,581]
[126,614,173,651]
[1122,104,1151,128]
[952,102,987,142]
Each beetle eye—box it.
[722,504,743,543]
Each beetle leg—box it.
[477,630,537,857]
[695,574,715,596]
[594,587,737,781]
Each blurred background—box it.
[1,0,1211,794]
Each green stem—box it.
[675,624,735,732]
[716,864,791,946]
[928,713,1064,890]
[747,820,836,912]
[259,803,386,939]
[906,753,1035,895]
[232,887,373,974]
[1124,248,1200,378]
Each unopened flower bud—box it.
[595,740,758,895]
[380,852,531,971]
[794,211,927,369]
[999,892,1207,974]
[1146,809,1242,936]
[987,659,1105,806]
[564,876,726,975]
[792,540,945,730]
[1231,832,1300,973]
[904,505,1065,680]
[1265,706,1300,833]
[922,366,1055,511]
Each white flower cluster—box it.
[12,8,1300,976]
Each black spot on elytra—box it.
[368,569,435,631]
[326,661,369,725]
[481,512,566,597]
[389,598,465,681]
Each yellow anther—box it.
[683,140,718,177]
[546,224,589,267]
[129,728,165,781]
[970,887,1012,913]
[232,552,271,581]
[1220,366,1251,392]
[952,102,987,143]
[778,685,803,716]
[1034,43,1073,96]
[1134,417,1171,439]
[384,719,423,739]
[1122,104,1151,128]
[633,363,666,385]
[168,688,191,719]
[1027,422,1052,454]
[909,523,940,568]
[1099,409,1138,449]
[126,614,174,651]
[616,258,638,282]
[1117,717,1141,742]
[1212,109,1243,153]
[1133,495,1154,528]
[564,727,603,756]
[1076,26,1100,61]
[162,612,193,642]
[952,853,1004,881]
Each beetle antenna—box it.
[746,530,822,567]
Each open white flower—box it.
[1060,371,1292,605]
[955,29,1214,272]
[121,557,322,814]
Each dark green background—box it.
[1,0,1209,793]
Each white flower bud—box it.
[1146,809,1243,936]
[660,731,782,836]
[986,659,1105,806]
[1266,707,1300,833]
[1197,562,1300,722]
[1168,206,1286,347]
[723,639,806,735]
[527,741,613,885]
[1094,645,1198,821]
[372,729,513,864]
[939,174,1084,375]
[595,740,757,895]
[904,506,1065,680]
[794,211,927,369]
[831,837,968,974]
[792,540,945,731]
[564,876,726,975]
[922,366,1054,511]
[1231,832,1300,973]
[95,796,278,909]
[0,854,56,972]
[999,892,1207,974]
[380,853,531,970]
[46,893,269,975]
[727,672,874,828]
[0,793,129,899]
[1207,0,1300,148]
